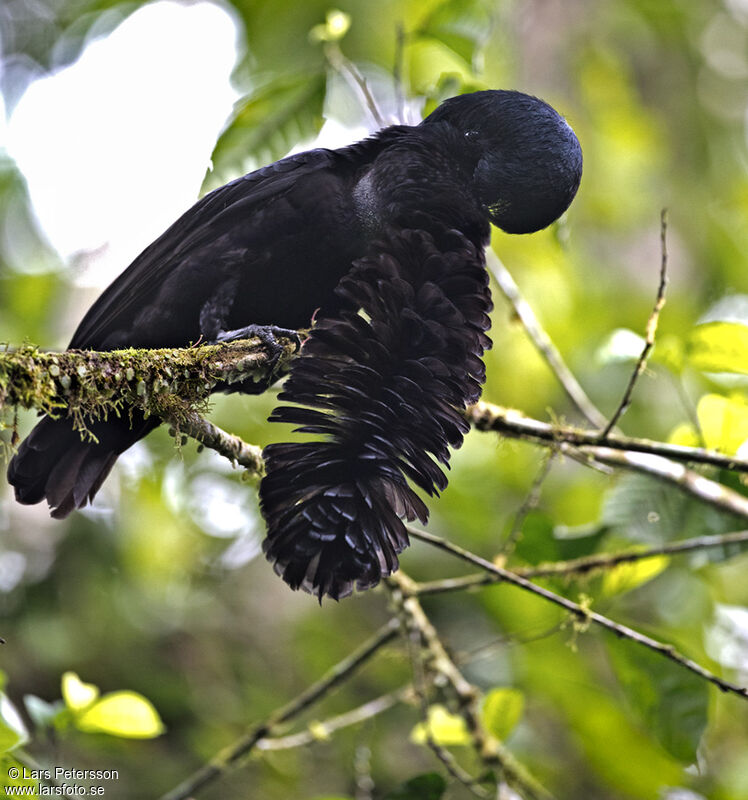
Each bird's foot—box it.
[216,324,301,374]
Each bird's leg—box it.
[215,324,301,375]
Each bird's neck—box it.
[349,126,490,251]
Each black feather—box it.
[260,224,492,599]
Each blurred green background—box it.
[2,0,748,798]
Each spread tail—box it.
[260,225,492,600]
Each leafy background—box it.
[2,0,748,798]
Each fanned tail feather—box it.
[260,225,492,599]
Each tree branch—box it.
[0,336,298,428]
[386,572,554,800]
[256,686,414,751]
[167,411,265,476]
[467,400,748,475]
[414,529,748,591]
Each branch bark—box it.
[0,336,298,428]
[467,400,748,475]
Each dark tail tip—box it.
[7,415,151,518]
[260,443,420,600]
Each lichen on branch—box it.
[0,336,299,435]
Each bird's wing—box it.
[69,148,339,349]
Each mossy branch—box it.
[0,336,299,438]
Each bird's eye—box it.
[465,130,480,141]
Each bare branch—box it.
[500,449,558,555]
[160,619,400,800]
[407,528,748,700]
[257,686,413,751]
[600,209,669,437]
[467,400,748,476]
[486,251,608,428]
[415,530,748,591]
[167,411,265,476]
[324,43,387,128]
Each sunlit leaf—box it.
[696,394,748,454]
[0,694,29,754]
[667,422,701,447]
[75,691,165,739]
[384,773,447,800]
[606,637,708,762]
[596,328,646,365]
[601,555,669,595]
[481,687,524,741]
[410,705,470,746]
[688,322,748,375]
[206,73,326,187]
[61,672,99,712]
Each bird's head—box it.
[421,90,583,234]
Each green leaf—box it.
[75,691,165,739]
[384,773,447,800]
[61,672,99,712]
[0,694,29,754]
[481,688,524,740]
[410,705,470,746]
[601,555,669,596]
[415,0,493,67]
[696,393,748,454]
[606,637,708,762]
[206,73,326,187]
[688,321,748,375]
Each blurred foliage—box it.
[2,0,748,798]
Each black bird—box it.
[7,90,582,597]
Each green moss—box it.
[0,336,299,440]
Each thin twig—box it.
[500,449,558,555]
[324,43,386,128]
[407,528,748,700]
[257,686,413,751]
[393,22,407,124]
[600,210,669,437]
[160,619,400,800]
[486,251,608,428]
[167,410,265,476]
[414,530,748,592]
